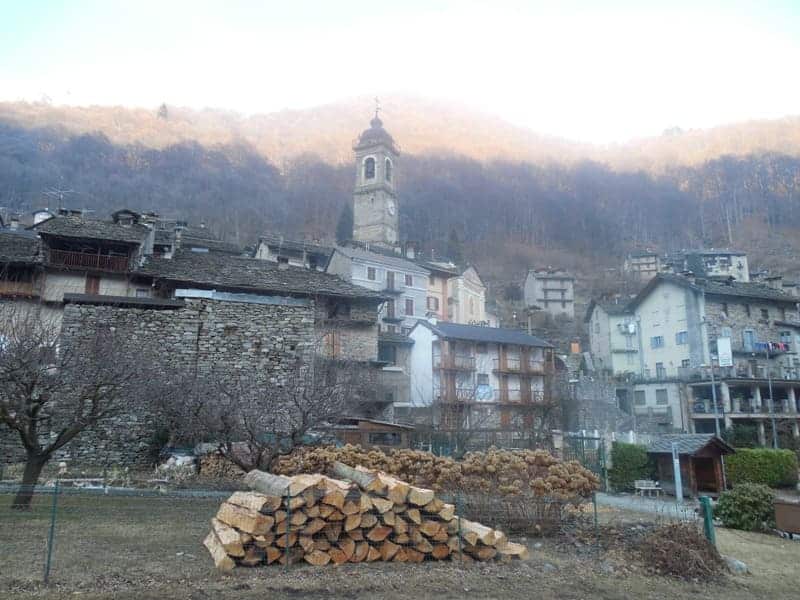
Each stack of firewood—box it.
[203,462,528,572]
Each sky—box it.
[1,0,799,144]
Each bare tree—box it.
[168,343,367,472]
[0,306,158,509]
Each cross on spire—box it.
[374,96,381,119]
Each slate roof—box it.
[630,273,798,309]
[135,250,384,300]
[154,226,241,255]
[379,331,415,345]
[584,298,631,321]
[423,321,552,348]
[258,234,333,258]
[34,215,149,244]
[647,434,734,456]
[334,246,429,274]
[0,230,41,264]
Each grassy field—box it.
[1,491,799,599]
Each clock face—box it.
[387,200,396,216]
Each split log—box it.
[438,503,455,521]
[332,462,385,494]
[298,535,315,553]
[380,539,401,561]
[227,491,282,514]
[216,502,274,535]
[203,530,235,573]
[407,486,435,507]
[404,548,425,563]
[350,541,370,563]
[306,504,321,518]
[431,528,449,543]
[393,516,408,535]
[405,508,422,524]
[287,474,327,496]
[341,499,362,516]
[324,522,343,543]
[337,537,355,560]
[344,514,362,532]
[210,518,245,557]
[431,544,451,560]
[244,471,292,497]
[278,546,305,566]
[304,549,331,566]
[459,519,496,546]
[360,513,378,529]
[422,497,444,514]
[415,538,434,554]
[329,548,349,565]
[288,496,306,511]
[253,533,275,548]
[381,511,396,526]
[366,546,382,562]
[302,518,327,536]
[319,505,335,519]
[326,509,345,522]
[371,497,394,514]
[265,546,283,564]
[302,488,318,509]
[493,530,508,550]
[419,520,442,539]
[408,526,424,545]
[239,546,266,567]
[464,544,497,561]
[240,533,253,545]
[314,538,331,551]
[347,528,364,541]
[392,548,408,562]
[378,474,410,504]
[321,489,346,510]
[497,542,529,560]
[275,531,297,548]
[360,494,373,512]
[394,533,410,545]
[367,525,394,542]
[289,510,308,527]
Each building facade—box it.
[523,268,575,319]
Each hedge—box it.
[714,483,775,531]
[726,448,799,488]
[609,442,652,492]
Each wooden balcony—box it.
[0,279,38,298]
[433,355,476,371]
[434,388,475,403]
[48,249,130,273]
[493,357,546,375]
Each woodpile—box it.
[203,462,529,572]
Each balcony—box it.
[0,279,38,298]
[48,249,130,273]
[382,281,405,295]
[434,388,475,404]
[433,355,476,370]
[493,389,547,404]
[492,357,547,374]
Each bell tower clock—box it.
[352,104,400,248]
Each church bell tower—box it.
[352,106,399,248]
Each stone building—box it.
[252,234,332,271]
[623,251,661,281]
[523,268,576,319]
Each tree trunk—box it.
[12,453,49,510]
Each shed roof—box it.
[646,434,734,456]
[136,250,384,300]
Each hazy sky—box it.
[2,0,799,143]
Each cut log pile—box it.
[203,462,529,572]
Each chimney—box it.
[404,241,417,260]
[9,215,19,230]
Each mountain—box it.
[1,96,800,290]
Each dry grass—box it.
[1,492,799,599]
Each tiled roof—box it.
[647,434,734,456]
[34,215,149,244]
[0,230,41,264]
[334,246,429,274]
[135,250,384,300]
[425,321,552,348]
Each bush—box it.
[726,448,799,488]
[714,483,775,531]
[609,442,651,492]
[723,423,759,448]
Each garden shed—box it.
[647,434,734,497]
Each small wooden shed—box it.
[647,434,734,497]
[328,418,414,449]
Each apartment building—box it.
[523,268,575,319]
[623,251,661,281]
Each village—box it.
[2,114,800,598]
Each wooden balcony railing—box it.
[434,388,475,403]
[433,355,476,370]
[48,249,130,272]
[493,357,547,374]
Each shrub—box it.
[609,442,651,492]
[726,448,799,488]
[723,424,759,448]
[714,483,775,531]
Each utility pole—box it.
[709,361,721,438]
[672,442,684,503]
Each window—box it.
[135,288,149,298]
[477,373,489,385]
[427,296,439,311]
[721,303,729,316]
[385,158,392,182]
[634,390,646,406]
[378,343,397,365]
[404,298,414,316]
[476,343,488,354]
[681,359,690,368]
[277,255,289,266]
[743,329,756,352]
[367,267,376,280]
[721,326,732,339]
[655,362,666,378]
[656,389,669,405]
[761,308,769,321]
[744,304,751,317]
[364,157,375,180]
[650,336,665,349]
[676,331,688,345]
[405,274,413,287]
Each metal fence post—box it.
[699,496,716,546]
[43,479,60,584]
[284,485,291,571]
